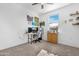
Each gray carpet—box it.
[0,40,79,56]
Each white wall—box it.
[0,3,38,50]
[39,4,79,48]
[58,3,79,48]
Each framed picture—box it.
[49,14,59,23]
[33,16,39,26]
[27,15,33,21]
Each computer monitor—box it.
[28,27,32,33]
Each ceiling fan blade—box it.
[32,3,39,5]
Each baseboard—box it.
[58,42,79,48]
[0,41,28,51]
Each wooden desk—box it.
[28,33,37,44]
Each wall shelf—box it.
[72,21,79,25]
[70,11,79,16]
[72,23,79,25]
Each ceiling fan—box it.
[32,3,53,9]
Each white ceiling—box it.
[18,3,70,15]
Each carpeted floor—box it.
[0,40,79,56]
